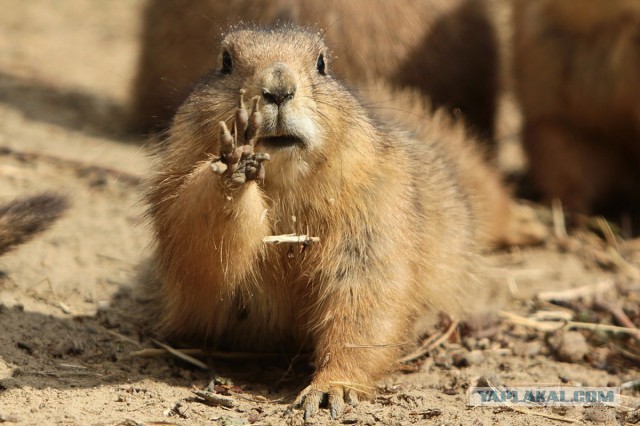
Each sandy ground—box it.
[0,1,639,425]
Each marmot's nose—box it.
[259,62,297,106]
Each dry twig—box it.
[551,199,567,239]
[537,280,614,303]
[191,389,236,408]
[0,414,19,423]
[593,297,637,329]
[104,328,141,347]
[500,311,640,338]
[622,378,640,390]
[399,320,459,363]
[262,234,320,244]
[151,340,208,370]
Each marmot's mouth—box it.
[257,135,305,149]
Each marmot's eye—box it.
[222,50,232,74]
[316,53,326,75]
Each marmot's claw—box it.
[245,96,262,145]
[236,89,249,143]
[292,383,354,420]
[213,90,266,185]
[219,121,235,156]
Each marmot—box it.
[143,26,518,419]
[0,193,69,256]
[130,0,500,142]
[513,0,640,221]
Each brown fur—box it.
[142,27,535,418]
[513,0,640,218]
[130,0,499,142]
[374,85,545,248]
[0,193,69,256]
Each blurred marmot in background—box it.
[513,0,640,226]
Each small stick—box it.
[613,344,640,362]
[551,198,567,239]
[566,321,640,336]
[596,217,618,250]
[500,311,640,338]
[0,414,19,423]
[593,297,637,330]
[152,340,208,370]
[58,302,73,315]
[398,320,459,363]
[507,278,521,299]
[58,363,88,370]
[622,378,640,390]
[537,280,614,303]
[104,329,141,347]
[131,348,205,357]
[192,389,236,408]
[532,310,573,322]
[262,234,320,244]
[607,248,640,280]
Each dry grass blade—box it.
[593,297,637,329]
[105,328,141,347]
[130,348,205,357]
[151,340,208,370]
[621,378,640,390]
[0,414,19,423]
[611,343,640,362]
[551,198,567,239]
[499,311,563,332]
[532,311,573,322]
[567,321,640,337]
[398,320,459,363]
[596,217,618,249]
[500,311,640,338]
[607,248,640,280]
[537,280,614,303]
[507,278,521,299]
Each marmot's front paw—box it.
[292,380,364,420]
[210,89,270,186]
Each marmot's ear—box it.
[222,50,233,74]
[316,53,326,75]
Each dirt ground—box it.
[0,1,639,425]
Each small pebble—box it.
[552,331,589,363]
[465,350,486,366]
[583,406,616,423]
